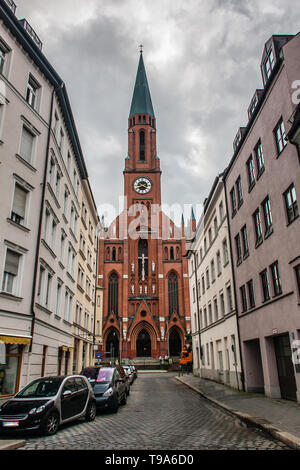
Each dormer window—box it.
[264,47,274,81]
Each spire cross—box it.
[139,44,143,54]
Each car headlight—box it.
[29,408,37,414]
[36,405,46,413]
[103,387,113,397]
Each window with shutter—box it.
[11,184,27,225]
[20,126,34,163]
[2,249,21,294]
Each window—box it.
[214,298,218,321]
[139,130,145,161]
[11,183,28,226]
[219,201,224,220]
[241,225,249,258]
[208,303,212,324]
[60,231,66,265]
[203,307,207,327]
[59,128,64,152]
[19,125,34,164]
[284,184,298,224]
[214,216,218,236]
[246,156,255,190]
[0,39,11,77]
[230,187,237,216]
[236,176,243,207]
[56,281,62,317]
[226,285,233,312]
[222,238,229,265]
[168,272,179,316]
[211,259,216,283]
[201,275,205,294]
[264,47,274,80]
[253,209,263,246]
[206,268,210,289]
[2,249,21,295]
[247,279,255,308]
[255,140,264,175]
[262,197,273,235]
[235,233,242,265]
[216,250,221,275]
[260,269,270,302]
[208,228,212,244]
[295,265,300,298]
[270,261,282,296]
[240,285,247,312]
[26,74,40,110]
[108,272,118,315]
[220,292,225,316]
[274,118,287,155]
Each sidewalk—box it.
[176,374,300,450]
[0,439,25,450]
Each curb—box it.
[175,376,300,450]
[0,440,26,450]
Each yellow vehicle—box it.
[179,344,193,366]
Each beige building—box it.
[72,180,99,373]
[188,175,243,389]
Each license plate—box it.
[2,421,19,427]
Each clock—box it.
[133,177,152,194]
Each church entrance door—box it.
[136,329,151,357]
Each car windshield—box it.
[15,378,63,398]
[81,367,99,380]
[96,368,114,383]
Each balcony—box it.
[4,0,17,14]
[18,18,43,51]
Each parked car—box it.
[91,367,127,413]
[80,366,101,383]
[131,365,138,380]
[0,375,96,436]
[123,365,134,385]
[115,364,130,396]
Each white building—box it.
[0,0,98,400]
[187,174,243,389]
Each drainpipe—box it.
[192,250,202,375]
[29,82,62,354]
[92,230,99,366]
[223,175,245,392]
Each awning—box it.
[0,335,31,345]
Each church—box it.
[97,51,194,363]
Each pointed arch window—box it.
[112,247,116,261]
[139,130,145,161]
[138,239,148,278]
[168,272,179,316]
[108,272,118,316]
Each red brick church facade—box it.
[97,52,193,361]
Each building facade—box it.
[224,34,300,402]
[97,52,192,363]
[188,176,242,389]
[0,0,98,400]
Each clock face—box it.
[133,177,152,194]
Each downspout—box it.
[223,175,245,392]
[29,82,61,353]
[192,250,202,375]
[92,229,99,367]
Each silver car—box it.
[0,375,97,436]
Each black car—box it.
[90,367,127,413]
[0,375,96,436]
[80,366,102,383]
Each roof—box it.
[129,52,155,118]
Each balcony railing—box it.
[4,0,17,14]
[18,18,43,51]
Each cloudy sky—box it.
[16,0,300,224]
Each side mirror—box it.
[62,390,72,398]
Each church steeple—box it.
[129,50,155,118]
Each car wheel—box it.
[41,411,59,436]
[85,401,97,421]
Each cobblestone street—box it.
[11,373,288,450]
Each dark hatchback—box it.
[90,367,127,413]
[0,375,96,435]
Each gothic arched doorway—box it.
[169,328,182,357]
[106,328,119,361]
[136,329,151,357]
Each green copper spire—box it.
[129,51,155,118]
